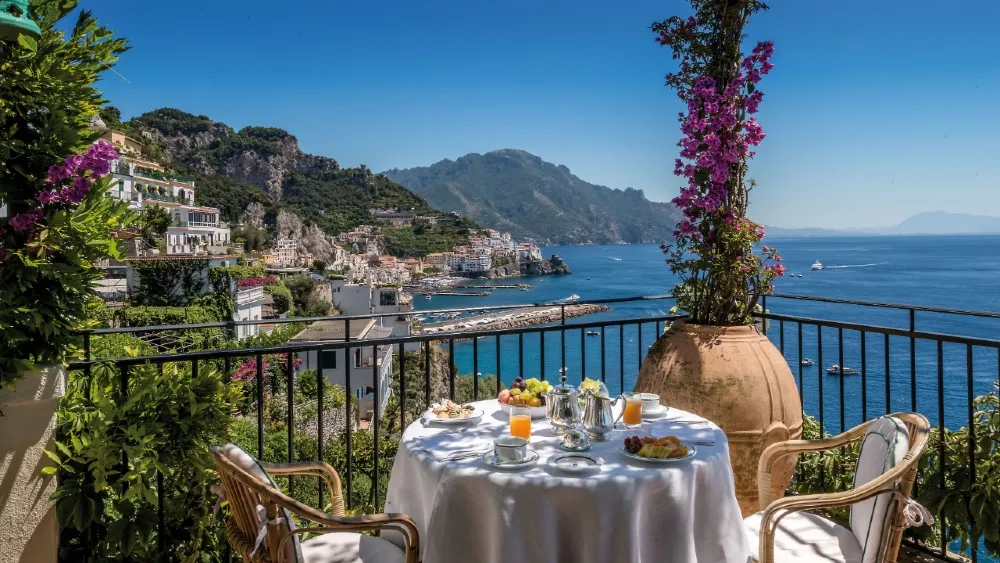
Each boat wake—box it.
[609,257,622,261]
[824,262,885,269]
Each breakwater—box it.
[420,303,610,334]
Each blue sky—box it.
[89,0,999,229]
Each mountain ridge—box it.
[382,149,681,245]
[766,212,1000,237]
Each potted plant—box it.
[633,0,802,516]
[0,3,128,560]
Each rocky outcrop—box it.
[275,209,341,264]
[521,254,572,276]
[220,134,339,198]
[130,109,339,199]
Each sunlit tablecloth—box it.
[384,399,750,563]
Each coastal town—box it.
[88,122,588,420]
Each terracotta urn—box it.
[0,366,65,563]
[634,321,801,516]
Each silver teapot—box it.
[542,370,580,433]
[581,390,622,441]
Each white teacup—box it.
[639,393,661,413]
[494,436,528,463]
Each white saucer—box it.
[483,449,539,470]
[642,405,670,419]
[549,453,603,474]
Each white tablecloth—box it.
[384,399,750,563]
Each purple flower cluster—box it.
[8,209,44,232]
[40,140,119,206]
[8,141,119,235]
[237,276,278,289]
[672,41,775,235]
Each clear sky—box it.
[88,0,999,229]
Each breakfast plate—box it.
[618,445,696,464]
[423,408,484,425]
[483,449,540,470]
[549,453,603,474]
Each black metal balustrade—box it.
[68,293,998,561]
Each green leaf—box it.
[16,34,37,52]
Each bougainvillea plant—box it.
[236,276,278,289]
[0,141,133,384]
[655,0,784,326]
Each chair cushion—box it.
[850,417,909,563]
[745,510,863,562]
[300,532,406,563]
[221,443,304,563]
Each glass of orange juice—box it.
[509,405,532,439]
[621,392,643,428]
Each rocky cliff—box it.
[275,209,341,264]
[130,109,339,198]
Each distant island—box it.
[767,212,1000,238]
[382,149,682,246]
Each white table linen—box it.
[384,399,750,563]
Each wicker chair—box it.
[744,413,931,563]
[210,444,419,563]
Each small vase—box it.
[635,321,802,516]
[0,366,66,563]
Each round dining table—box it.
[383,399,750,563]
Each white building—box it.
[329,279,413,343]
[293,319,394,419]
[233,286,264,340]
[463,254,492,272]
[266,239,299,268]
[165,204,231,255]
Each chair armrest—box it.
[275,514,421,563]
[756,431,863,509]
[757,457,917,563]
[260,460,345,516]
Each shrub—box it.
[52,353,241,560]
[265,283,293,315]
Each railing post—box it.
[761,294,768,335]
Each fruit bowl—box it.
[497,376,552,419]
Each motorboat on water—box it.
[425,294,433,300]
[797,274,804,278]
[827,364,859,375]
[801,358,814,366]
[811,260,823,271]
[586,330,600,336]
[556,294,581,304]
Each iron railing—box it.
[68,293,997,561]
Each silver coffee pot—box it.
[581,390,622,441]
[542,370,580,433]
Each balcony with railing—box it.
[65,294,996,562]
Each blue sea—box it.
[415,235,1000,560]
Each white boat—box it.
[556,294,581,304]
[811,260,823,271]
[425,295,432,300]
[797,274,803,278]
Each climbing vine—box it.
[130,259,211,306]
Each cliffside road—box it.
[421,303,610,334]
